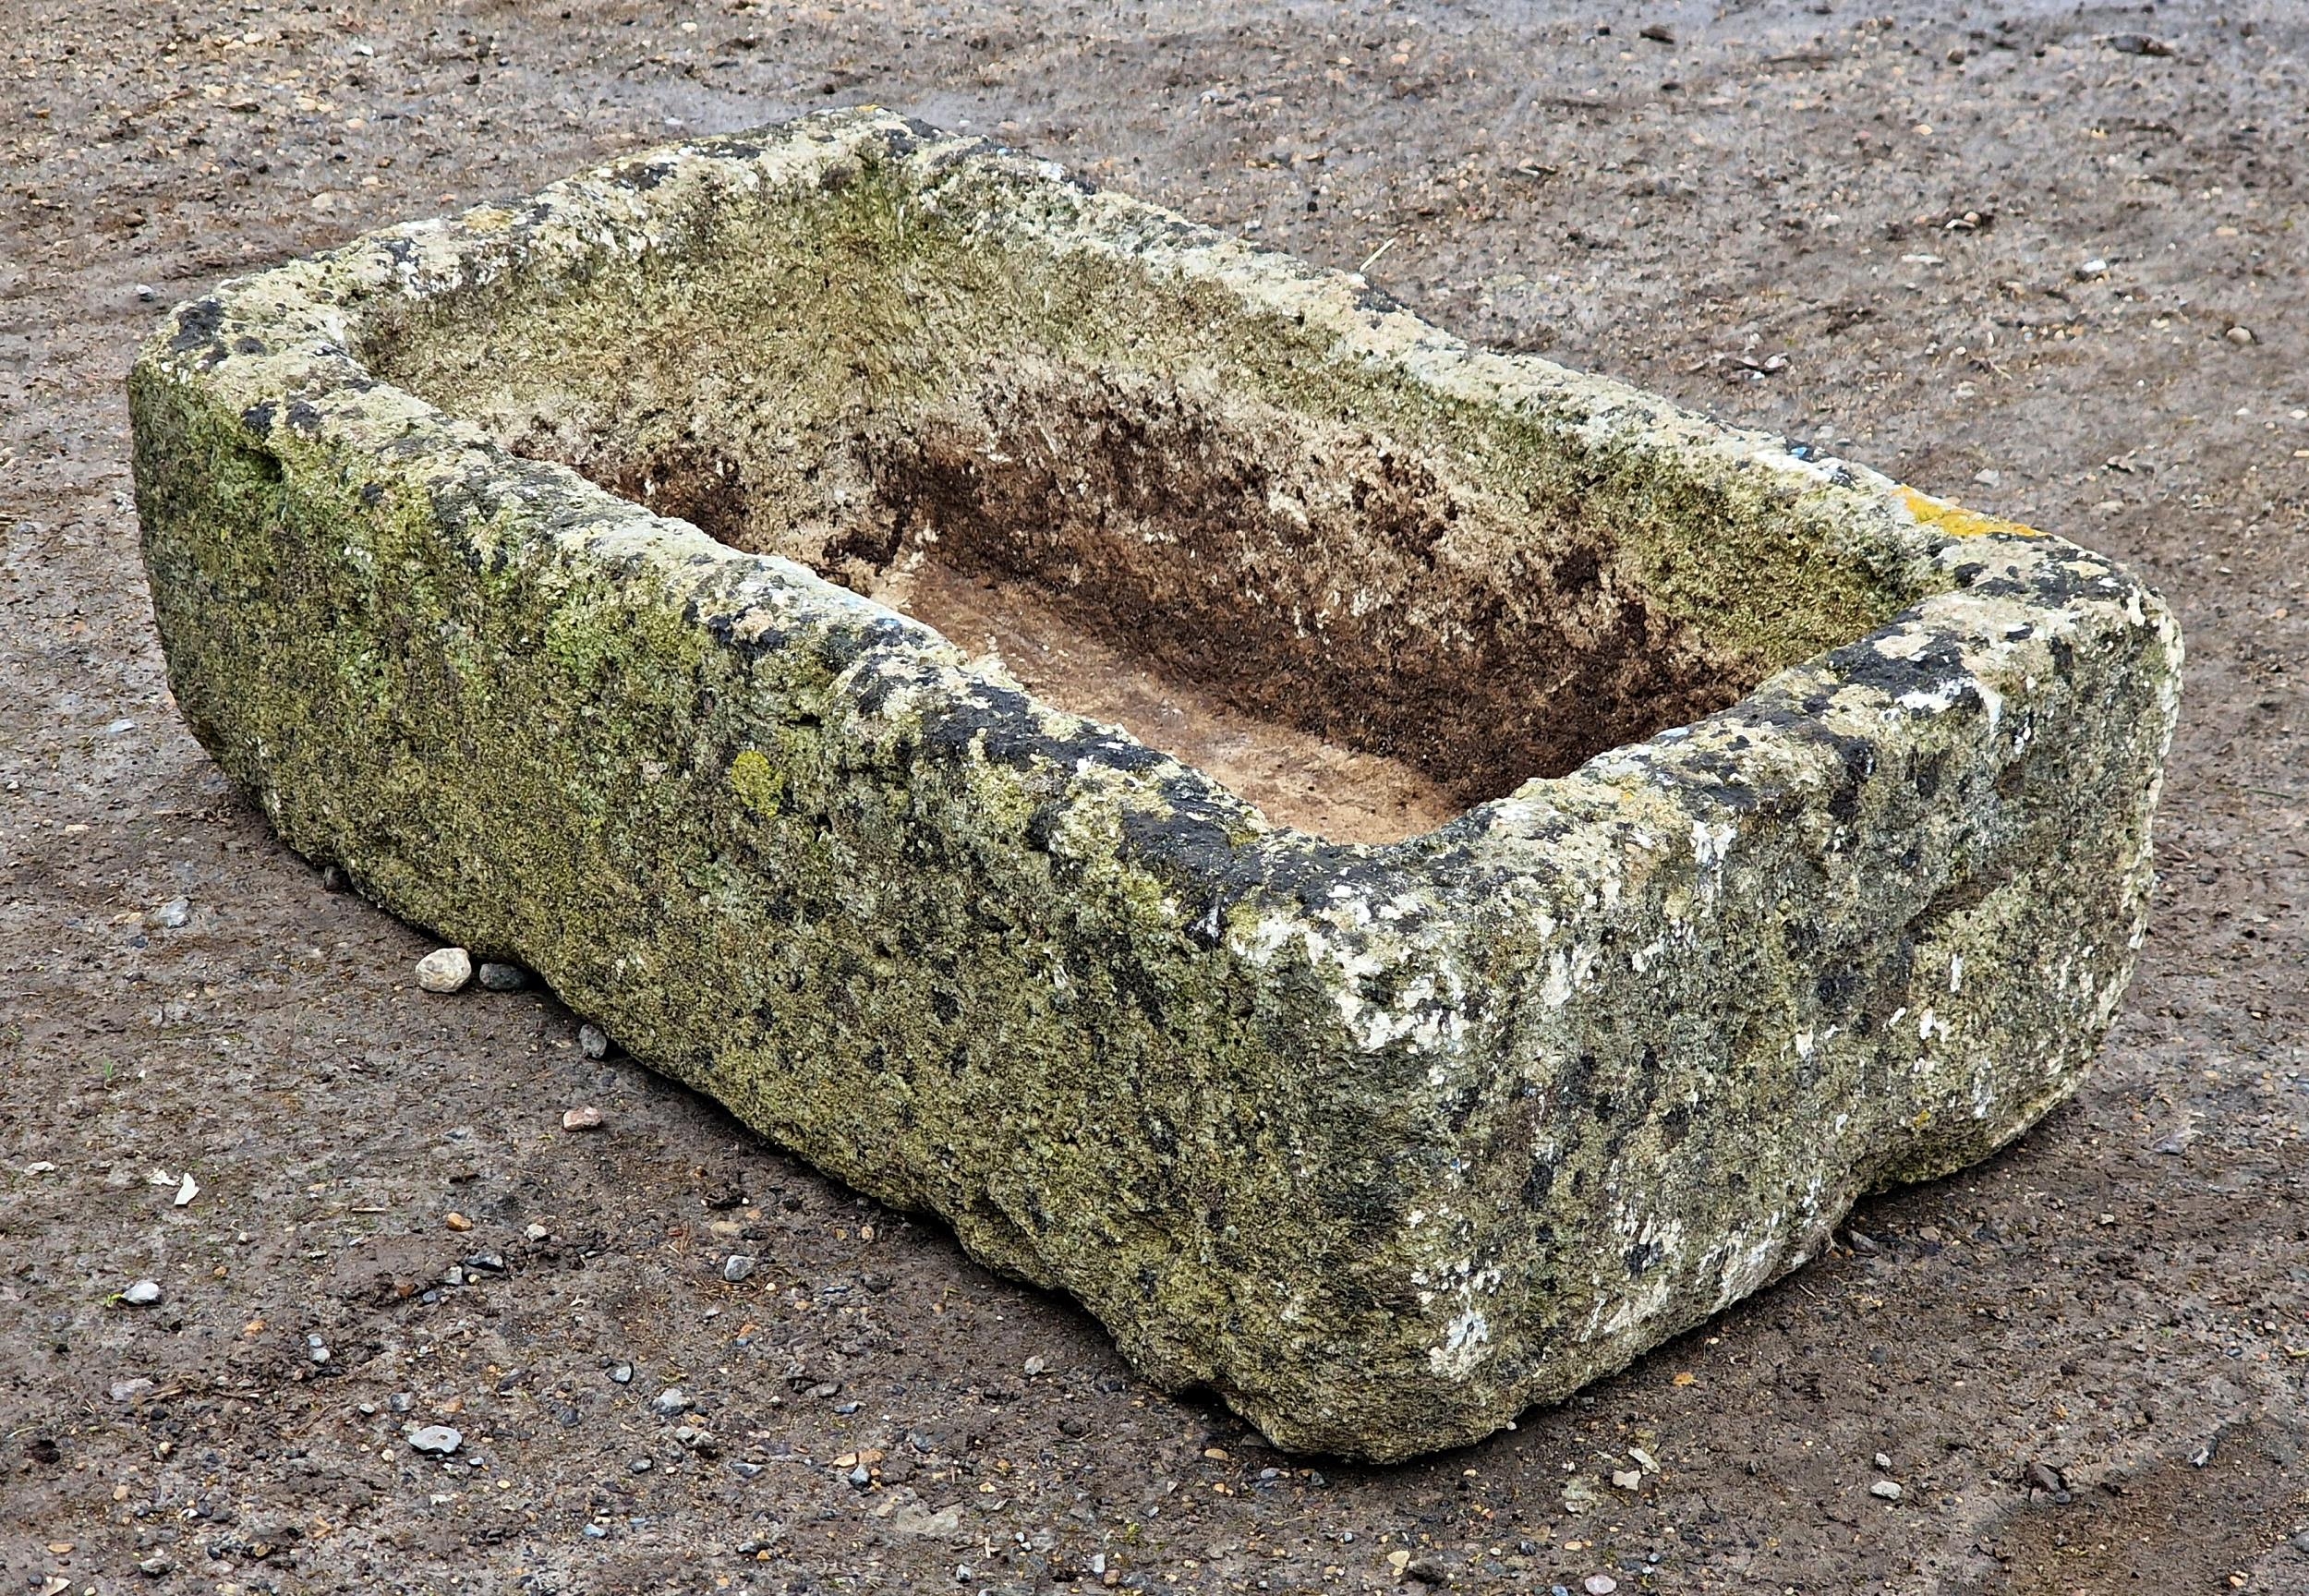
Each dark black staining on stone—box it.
[1624,1238,1664,1279]
[1814,962,1863,1014]
[171,297,226,353]
[1912,752,1948,801]
[1825,634,1967,699]
[1022,802,1065,853]
[623,158,683,191]
[697,605,793,663]
[1825,734,1879,824]
[886,118,942,159]
[811,625,871,677]
[1657,1101,1692,1155]
[242,399,279,438]
[1354,283,1406,316]
[285,400,325,437]
[1115,800,1256,943]
[233,335,267,357]
[1518,1151,1561,1208]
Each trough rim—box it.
[136,105,2129,864]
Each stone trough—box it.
[131,108,2180,1461]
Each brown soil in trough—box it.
[879,557,1463,842]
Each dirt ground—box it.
[4,1,2305,1591]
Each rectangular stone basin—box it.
[130,108,2181,1461]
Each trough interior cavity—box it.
[357,151,1924,842]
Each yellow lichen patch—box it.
[730,748,783,816]
[1899,486,2041,540]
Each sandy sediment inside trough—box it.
[875,556,1463,843]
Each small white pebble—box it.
[415,947,473,993]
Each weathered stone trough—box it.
[131,108,2180,1461]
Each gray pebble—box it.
[1870,1480,1904,1501]
[388,1392,415,1412]
[408,1424,464,1456]
[648,1385,692,1416]
[137,1555,172,1577]
[722,1254,757,1283]
[629,1457,653,1473]
[111,1377,157,1402]
[578,1022,612,1059]
[121,1279,163,1306]
[476,961,531,991]
[150,897,191,929]
[609,1361,634,1384]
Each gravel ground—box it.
[4,2,2305,1592]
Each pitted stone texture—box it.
[130,108,2179,1461]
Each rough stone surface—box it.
[129,108,2180,1460]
